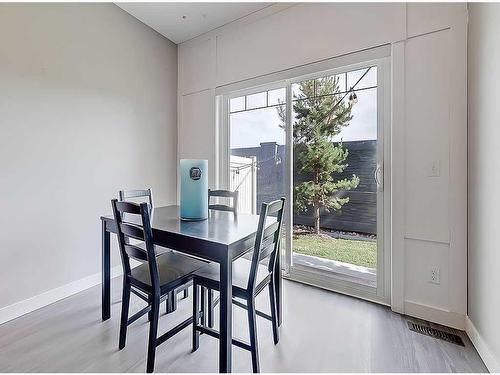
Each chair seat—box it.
[194,257,271,297]
[130,251,207,294]
[154,245,171,256]
[132,242,171,258]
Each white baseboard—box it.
[0,265,123,326]
[404,300,465,330]
[466,316,500,372]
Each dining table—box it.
[100,205,282,373]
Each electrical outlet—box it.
[430,267,440,284]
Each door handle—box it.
[374,163,383,192]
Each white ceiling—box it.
[117,3,272,44]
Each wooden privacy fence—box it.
[231,140,377,235]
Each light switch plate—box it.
[428,160,440,177]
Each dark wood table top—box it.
[101,205,274,261]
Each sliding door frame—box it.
[217,45,391,305]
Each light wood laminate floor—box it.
[0,277,487,372]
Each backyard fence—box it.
[231,140,377,234]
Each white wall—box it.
[403,11,467,328]
[177,88,218,188]
[177,3,468,329]
[467,3,500,371]
[0,4,178,318]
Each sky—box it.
[230,86,377,149]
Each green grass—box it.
[293,234,377,268]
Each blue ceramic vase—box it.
[180,159,208,220]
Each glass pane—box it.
[292,80,314,100]
[347,66,377,90]
[268,88,286,106]
[230,96,245,113]
[246,92,267,109]
[336,73,347,93]
[331,88,377,142]
[316,75,346,96]
[230,107,285,148]
[292,67,378,287]
[230,101,286,215]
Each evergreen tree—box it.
[278,76,360,234]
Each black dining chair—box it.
[204,189,240,327]
[119,188,190,310]
[208,189,239,213]
[118,189,156,250]
[192,198,285,373]
[111,199,207,373]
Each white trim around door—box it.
[217,45,392,306]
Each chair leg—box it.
[247,298,260,373]
[172,290,177,311]
[148,296,153,322]
[201,287,206,327]
[165,291,176,314]
[119,280,131,350]
[268,280,279,345]
[146,296,160,373]
[207,289,214,328]
[192,284,200,352]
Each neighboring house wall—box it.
[0,4,178,321]
[177,3,468,330]
[232,140,377,234]
[467,4,500,372]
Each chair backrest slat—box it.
[119,222,145,241]
[258,230,278,259]
[119,188,154,210]
[208,189,238,214]
[258,243,275,262]
[262,221,280,240]
[111,199,160,293]
[208,204,234,212]
[265,199,284,216]
[116,201,142,215]
[124,244,148,262]
[247,197,285,292]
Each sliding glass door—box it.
[220,54,390,304]
[227,84,288,215]
[288,60,389,303]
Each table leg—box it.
[102,220,111,321]
[274,245,282,326]
[219,257,232,373]
[166,291,176,313]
